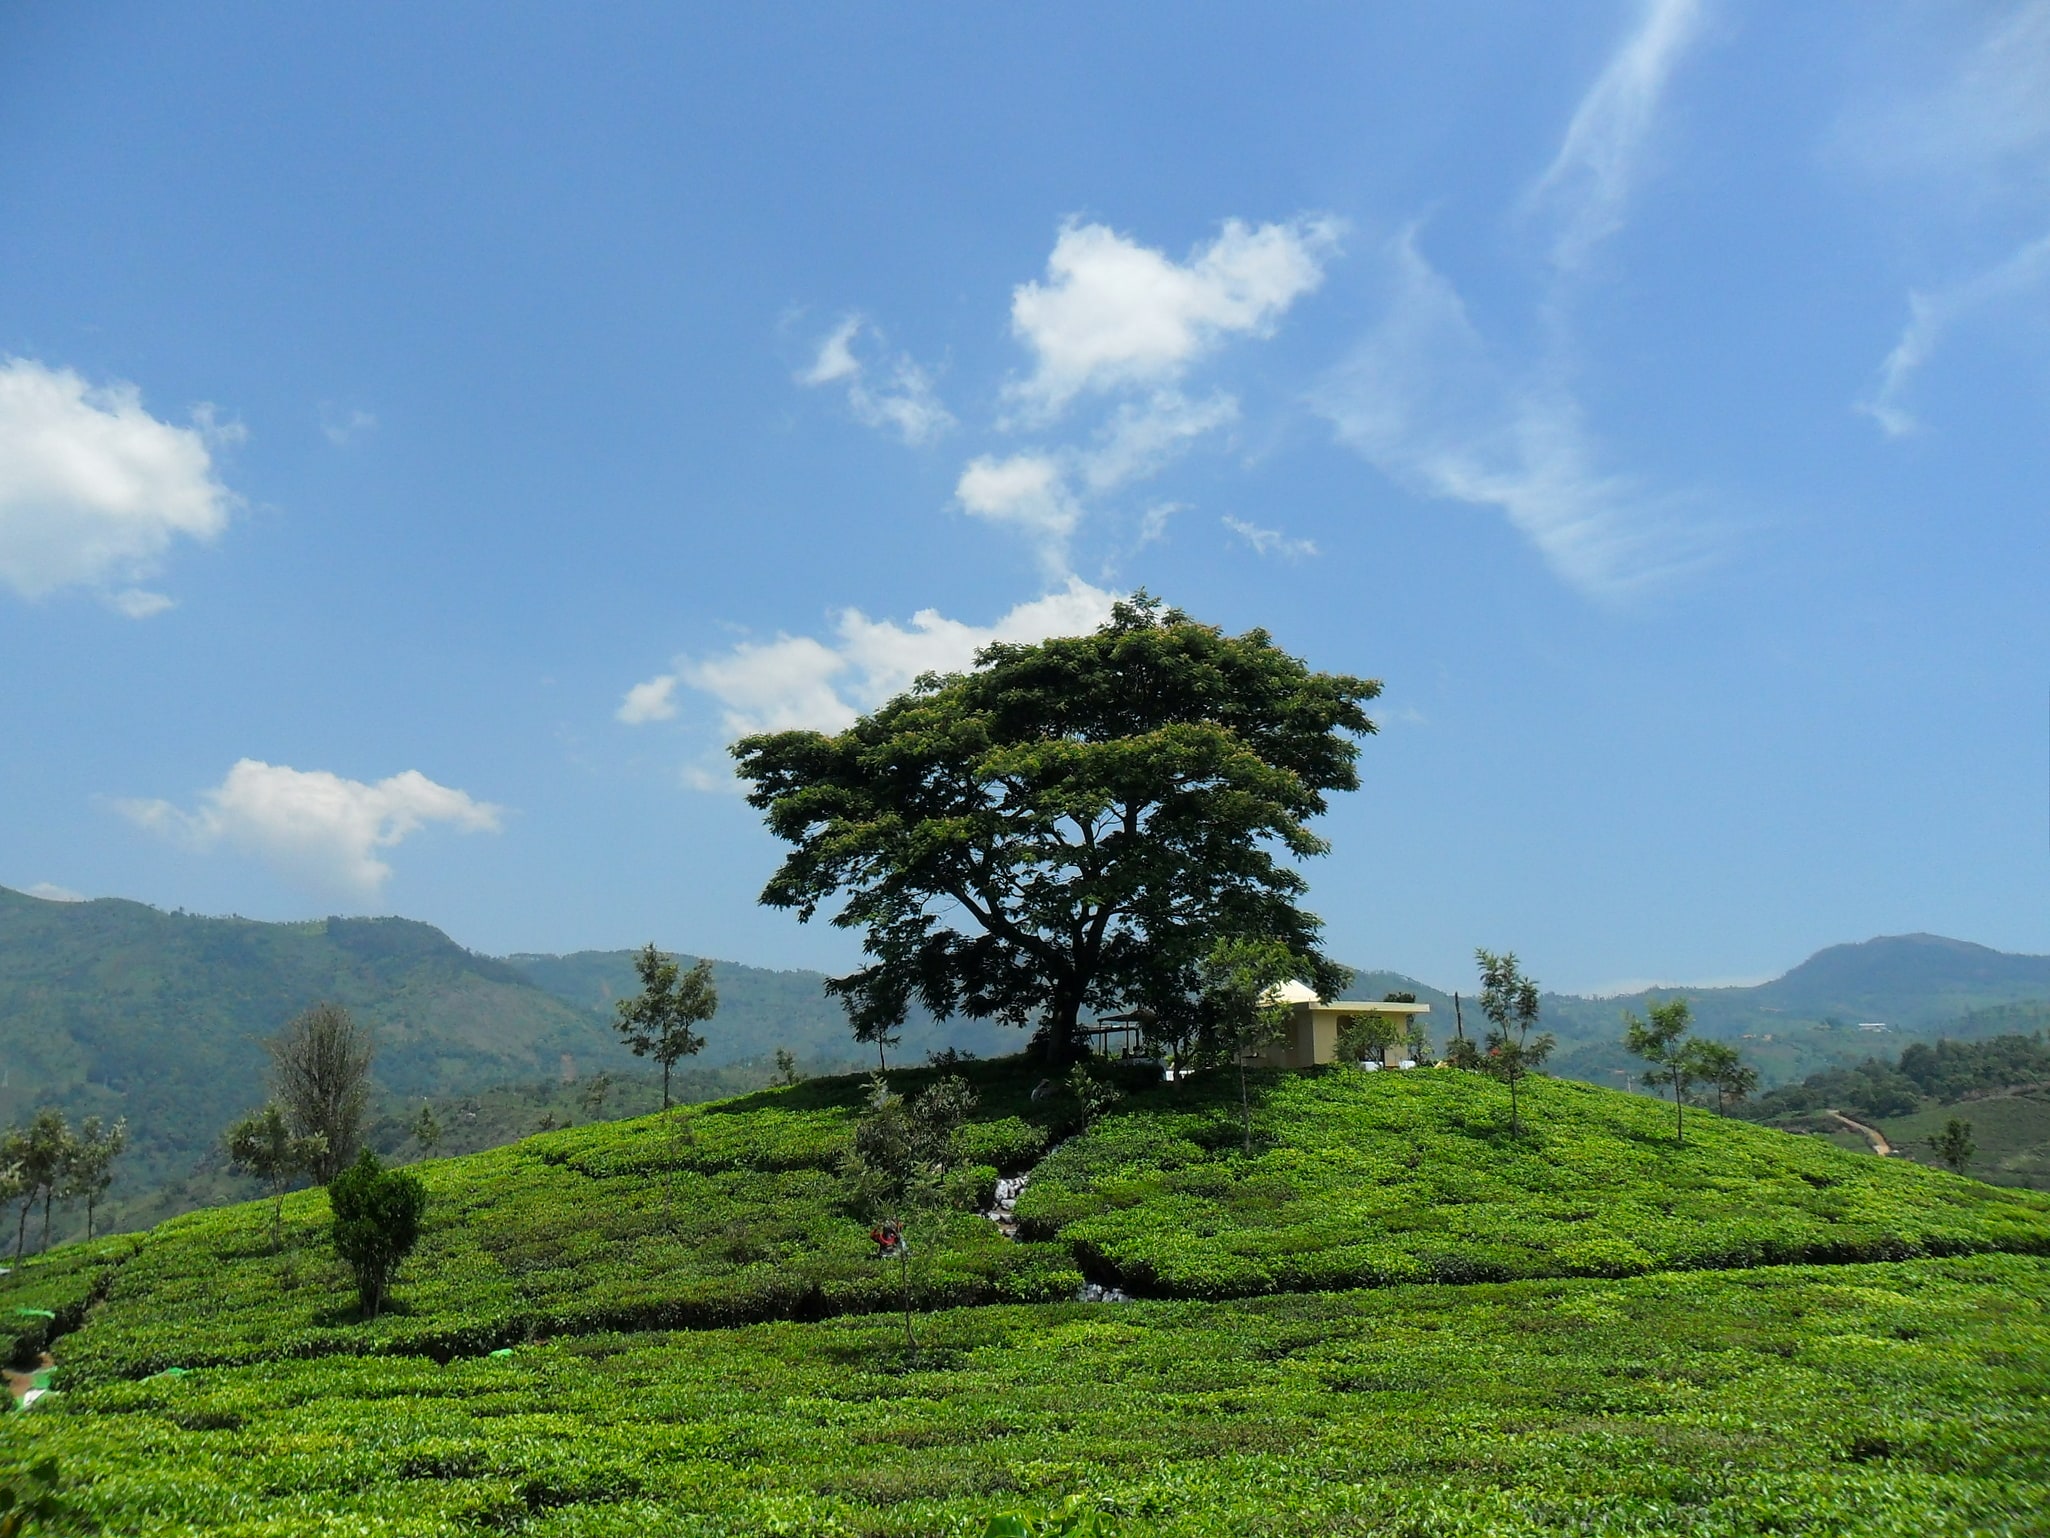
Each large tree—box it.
[734,596,1377,1062]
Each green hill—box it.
[7,1057,2050,1534]
[0,890,992,1237]
[1542,933,2050,1086]
[14,1059,2048,1385]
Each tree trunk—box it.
[86,1194,96,1242]
[14,1200,28,1263]
[1041,986,1084,1069]
[662,1060,672,1111]
[41,1189,52,1249]
[1674,1082,1684,1146]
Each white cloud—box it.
[118,759,502,897]
[1527,0,1710,270]
[1847,5,2050,434]
[955,454,1083,572]
[1007,217,1338,415]
[615,673,680,725]
[1222,516,1318,561]
[797,315,954,446]
[635,580,1120,752]
[0,358,237,609]
[109,588,176,619]
[1081,390,1239,492]
[321,405,378,446]
[24,882,85,903]
[1861,230,2050,435]
[1315,230,1707,597]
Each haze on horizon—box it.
[2,2,2046,995]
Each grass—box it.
[6,1255,2047,1535]
[1877,1093,2050,1191]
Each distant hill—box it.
[503,949,1017,1068]
[1537,934,2050,1088]
[4,883,2045,1235]
[0,890,995,1237]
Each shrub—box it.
[328,1150,427,1320]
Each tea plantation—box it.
[7,1058,2050,1535]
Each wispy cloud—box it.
[320,405,378,446]
[1862,230,2050,435]
[1527,0,1709,271]
[1316,5,1717,599]
[1850,3,2050,435]
[119,760,502,897]
[1222,516,1317,560]
[24,882,85,903]
[797,315,954,446]
[1317,231,1708,596]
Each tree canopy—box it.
[733,595,1379,1061]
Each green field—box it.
[7,1058,2050,1535]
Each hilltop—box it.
[5,1056,2049,1534]
[13,1058,2046,1384]
[6,883,2046,1237]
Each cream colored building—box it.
[1240,980,1431,1070]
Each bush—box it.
[328,1150,427,1320]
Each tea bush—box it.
[7,1256,2047,1535]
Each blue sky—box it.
[2,1,2046,994]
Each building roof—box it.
[1256,979,1430,1014]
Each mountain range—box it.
[2,883,2045,1234]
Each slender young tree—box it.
[613,945,719,1109]
[1475,951,1554,1137]
[226,1103,330,1252]
[1199,938,1300,1156]
[734,596,1375,1066]
[1624,997,1699,1145]
[268,1003,374,1182]
[61,1116,126,1241]
[6,1109,72,1259]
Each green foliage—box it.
[1475,949,1554,1136]
[328,1150,427,1320]
[410,1103,442,1154]
[224,1103,327,1252]
[1747,1031,2050,1125]
[5,1256,2049,1534]
[26,1058,1095,1385]
[734,594,1377,1062]
[0,1457,63,1537]
[1624,996,1700,1144]
[1930,1117,1976,1175]
[267,1002,374,1183]
[1197,937,1300,1155]
[613,945,718,1108]
[1066,1062,1123,1131]
[1012,1068,2050,1298]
